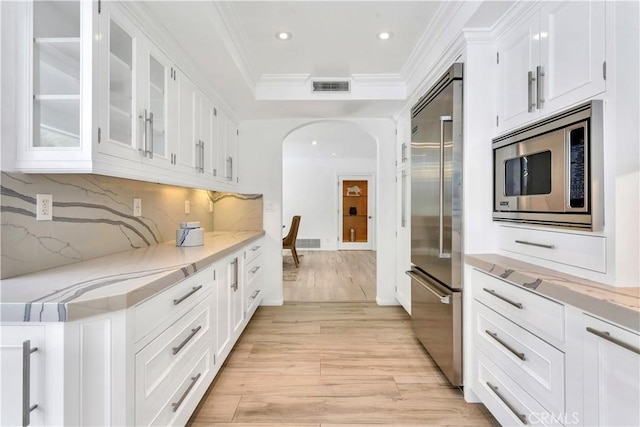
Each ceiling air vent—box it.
[312,81,350,93]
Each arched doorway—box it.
[281,121,377,302]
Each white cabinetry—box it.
[496,1,605,132]
[395,117,411,314]
[214,110,239,185]
[0,326,46,426]
[244,242,264,318]
[582,315,640,427]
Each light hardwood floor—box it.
[283,251,377,302]
[188,303,498,426]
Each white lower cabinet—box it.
[470,267,640,427]
[582,315,640,427]
[0,239,263,426]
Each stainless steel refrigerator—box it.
[407,63,463,386]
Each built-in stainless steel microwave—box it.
[493,101,603,230]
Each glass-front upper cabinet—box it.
[32,1,81,148]
[142,45,172,168]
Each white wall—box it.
[238,118,397,306]
[283,157,376,250]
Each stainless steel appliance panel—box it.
[410,65,463,290]
[408,270,462,386]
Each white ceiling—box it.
[140,1,513,120]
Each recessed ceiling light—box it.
[311,140,318,145]
[332,152,337,156]
[378,32,393,40]
[276,32,292,41]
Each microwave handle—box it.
[439,116,452,259]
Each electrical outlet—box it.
[36,194,53,221]
[209,201,214,212]
[133,198,142,217]
[185,200,191,214]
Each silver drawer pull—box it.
[251,245,261,252]
[172,326,202,355]
[250,266,261,274]
[250,290,260,300]
[487,381,528,425]
[515,240,555,250]
[483,288,523,309]
[23,340,38,427]
[173,285,203,306]
[486,330,526,361]
[172,372,201,413]
[586,327,640,355]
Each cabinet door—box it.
[199,95,215,177]
[141,42,172,169]
[539,1,605,113]
[215,262,231,360]
[98,4,142,162]
[227,121,239,185]
[496,10,540,133]
[175,69,198,174]
[0,326,45,426]
[230,256,244,337]
[395,169,411,314]
[214,111,237,184]
[583,315,640,426]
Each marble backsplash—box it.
[0,173,262,279]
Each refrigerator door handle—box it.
[406,271,451,304]
[439,116,452,259]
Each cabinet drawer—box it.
[475,350,563,427]
[135,297,212,424]
[244,240,263,263]
[246,254,263,287]
[134,266,214,342]
[499,225,606,273]
[145,349,212,426]
[472,269,565,344]
[474,301,565,414]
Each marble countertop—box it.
[466,254,640,333]
[0,230,264,323]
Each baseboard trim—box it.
[260,298,284,306]
[376,297,401,306]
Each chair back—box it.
[283,215,301,247]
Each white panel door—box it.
[496,10,540,133]
[583,315,640,427]
[98,4,142,162]
[540,1,606,113]
[0,326,46,426]
[395,169,411,314]
[215,261,231,360]
[175,69,198,174]
[230,255,244,337]
[199,95,215,177]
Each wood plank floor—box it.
[283,251,377,302]
[188,303,498,426]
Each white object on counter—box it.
[176,227,204,247]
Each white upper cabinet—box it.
[214,110,239,186]
[15,0,97,171]
[496,1,605,133]
[98,5,141,162]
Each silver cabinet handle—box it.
[515,240,554,249]
[148,112,154,159]
[401,170,407,228]
[536,66,545,109]
[250,290,260,300]
[250,266,261,274]
[586,327,640,355]
[200,141,205,173]
[231,258,239,291]
[527,71,536,113]
[483,288,523,309]
[172,326,202,355]
[172,373,201,413]
[173,285,203,306]
[227,156,233,181]
[139,109,149,157]
[251,245,261,252]
[439,116,452,259]
[486,382,528,425]
[22,340,38,427]
[406,271,452,304]
[401,142,407,162]
[486,330,526,361]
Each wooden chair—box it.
[283,215,301,267]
